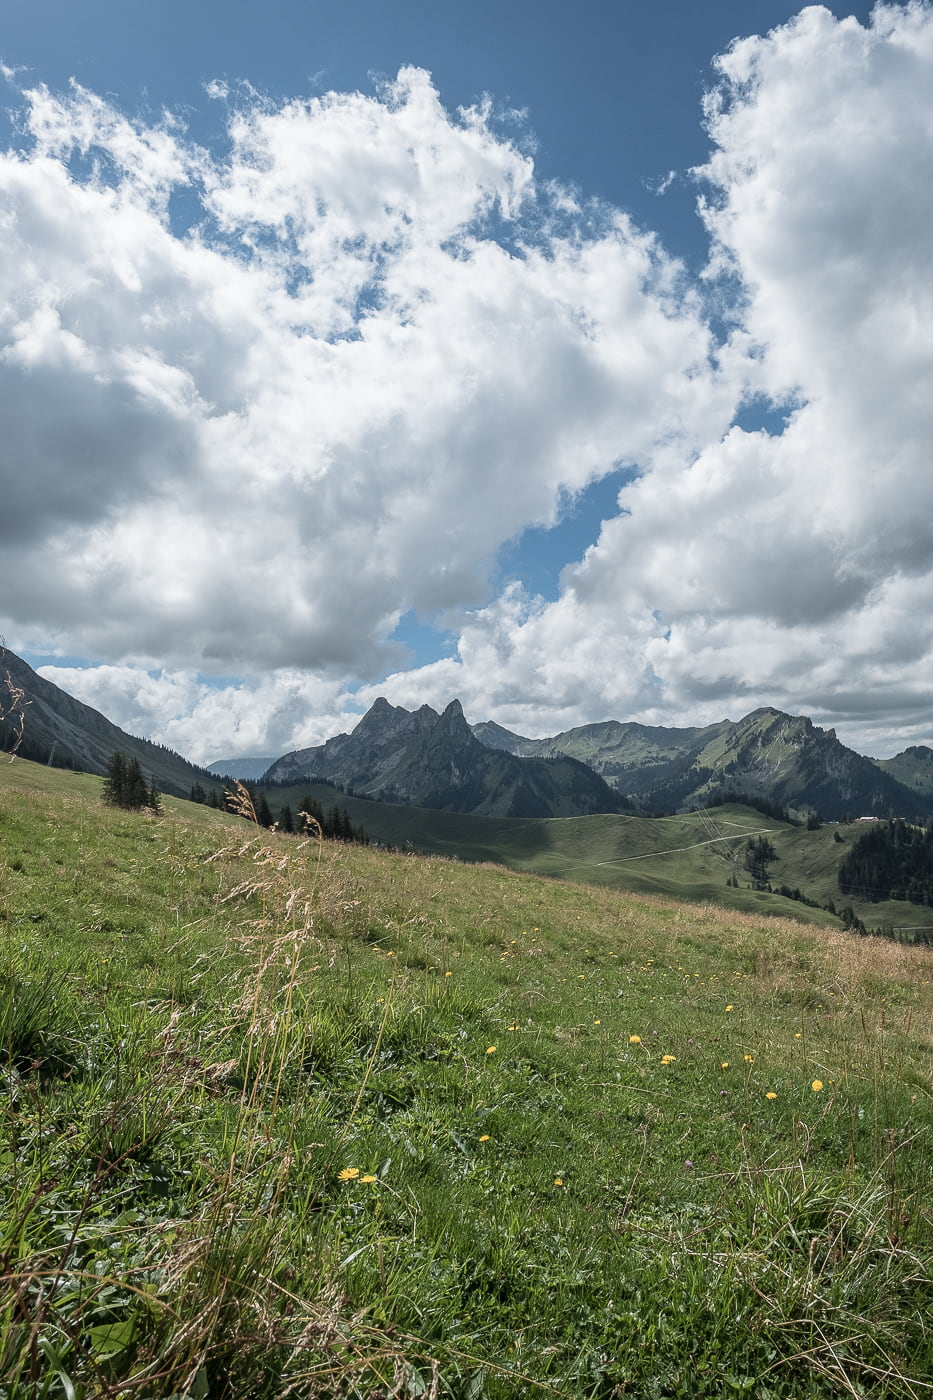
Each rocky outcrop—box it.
[264,698,627,818]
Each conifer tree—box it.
[103,751,128,806]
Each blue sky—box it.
[2,0,931,761]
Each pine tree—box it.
[103,751,128,806]
[125,758,149,809]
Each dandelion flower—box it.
[486,1046,497,1054]
[361,1174,378,1183]
[811,1080,824,1092]
[594,1019,601,1025]
[629,1034,641,1044]
[478,1134,490,1142]
[725,1005,734,1012]
[744,1054,754,1063]
[337,1167,360,1181]
[554,1177,564,1186]
[765,1091,777,1100]
[660,1055,677,1064]
[444,971,452,977]
[721,1062,729,1069]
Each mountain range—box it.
[2,647,932,822]
[266,699,932,822]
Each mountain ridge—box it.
[473,705,926,819]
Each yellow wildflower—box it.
[725,1005,734,1012]
[337,1167,360,1181]
[720,1062,729,1069]
[660,1055,677,1064]
[486,1046,497,1054]
[554,1177,564,1186]
[478,1134,490,1142]
[811,1080,824,1092]
[744,1054,754,1063]
[629,1034,641,1044]
[361,1175,378,1183]
[765,1091,777,1100]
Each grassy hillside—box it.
[266,784,933,937]
[3,756,933,1397]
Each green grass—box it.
[2,757,933,1397]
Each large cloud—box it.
[17,6,933,760]
[1,67,728,680]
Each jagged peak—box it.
[354,697,421,730]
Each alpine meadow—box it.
[2,753,932,1397]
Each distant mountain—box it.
[263,697,628,818]
[206,757,278,781]
[475,707,927,820]
[0,650,219,798]
[873,746,933,801]
[473,716,730,805]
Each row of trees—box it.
[187,780,368,844]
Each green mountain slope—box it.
[875,745,933,799]
[0,648,220,797]
[263,779,933,939]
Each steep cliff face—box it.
[264,698,626,818]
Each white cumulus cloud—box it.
[1,66,728,685]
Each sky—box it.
[2,0,932,763]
